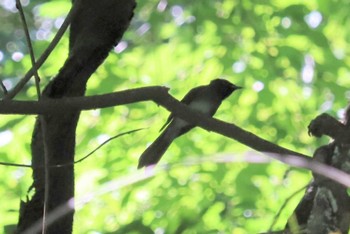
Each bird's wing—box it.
[159,85,205,132]
[180,85,204,104]
[159,115,173,132]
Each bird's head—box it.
[210,78,242,99]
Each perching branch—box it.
[0,86,170,115]
[9,87,350,187]
[0,86,309,163]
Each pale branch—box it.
[20,153,350,234]
[0,86,309,163]
[40,116,50,233]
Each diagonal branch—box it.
[0,128,145,168]
[3,2,77,100]
[0,79,8,95]
[16,0,41,98]
[0,86,309,162]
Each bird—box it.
[137,78,242,169]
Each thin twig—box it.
[40,119,50,234]
[73,128,145,164]
[0,128,145,168]
[3,2,76,100]
[268,184,308,232]
[16,2,49,231]
[16,0,41,99]
[0,161,31,167]
[0,79,8,95]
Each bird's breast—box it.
[170,99,217,132]
[188,98,219,115]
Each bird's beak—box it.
[235,85,243,90]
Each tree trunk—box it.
[17,1,136,233]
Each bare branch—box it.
[268,184,308,232]
[16,0,41,99]
[7,87,347,186]
[0,79,8,95]
[0,86,308,162]
[0,86,170,114]
[3,2,76,100]
[0,161,31,168]
[20,153,350,234]
[0,128,145,168]
[73,128,145,164]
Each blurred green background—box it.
[1,0,349,233]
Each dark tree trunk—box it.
[283,111,350,233]
[17,1,136,233]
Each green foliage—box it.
[1,0,349,233]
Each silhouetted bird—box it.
[138,79,242,168]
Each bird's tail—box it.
[137,128,175,169]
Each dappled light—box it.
[1,0,350,233]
